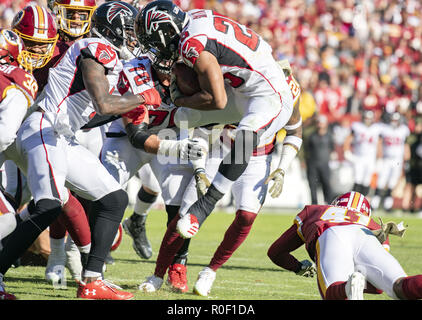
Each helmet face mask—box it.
[135,1,188,73]
[54,0,97,38]
[12,5,58,70]
[331,191,372,217]
[0,29,31,72]
[90,1,139,60]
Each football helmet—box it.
[0,29,31,72]
[331,191,372,217]
[53,0,97,38]
[12,5,58,70]
[90,1,139,61]
[135,0,189,73]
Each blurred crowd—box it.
[1,0,421,213]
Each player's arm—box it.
[81,57,161,115]
[173,51,227,110]
[0,88,30,152]
[267,224,315,277]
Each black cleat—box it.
[122,214,152,259]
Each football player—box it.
[135,1,295,241]
[0,28,38,300]
[138,60,303,296]
[0,1,200,300]
[343,110,383,196]
[267,191,422,300]
[371,112,410,211]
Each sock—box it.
[208,210,257,271]
[154,215,185,278]
[49,237,65,253]
[325,281,347,300]
[187,184,224,226]
[134,186,157,216]
[59,193,91,247]
[401,275,422,300]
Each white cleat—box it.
[176,213,199,239]
[65,237,82,282]
[45,249,67,288]
[138,275,163,293]
[345,271,366,300]
[193,267,216,297]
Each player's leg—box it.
[123,164,160,259]
[354,228,410,299]
[0,112,66,287]
[194,155,270,296]
[179,93,293,237]
[383,159,403,211]
[65,140,132,299]
[150,158,194,293]
[316,225,363,300]
[371,159,389,210]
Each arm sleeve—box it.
[0,88,29,152]
[267,224,305,273]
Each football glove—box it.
[264,168,285,198]
[170,73,183,103]
[139,88,162,109]
[122,105,147,125]
[194,168,211,197]
[295,260,317,277]
[158,138,205,160]
[372,218,408,244]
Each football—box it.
[173,62,201,96]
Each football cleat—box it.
[176,214,199,239]
[65,237,82,282]
[345,272,366,300]
[167,264,188,293]
[45,248,67,288]
[0,275,16,300]
[122,215,152,259]
[77,279,133,300]
[138,275,163,293]
[193,267,216,297]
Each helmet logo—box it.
[2,30,20,46]
[145,7,171,34]
[12,10,24,28]
[106,2,133,23]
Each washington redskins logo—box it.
[106,2,134,23]
[144,7,171,34]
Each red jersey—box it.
[0,64,37,105]
[295,204,386,260]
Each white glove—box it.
[372,218,408,244]
[157,138,205,160]
[344,150,355,163]
[194,168,211,197]
[170,73,183,103]
[295,260,317,277]
[264,168,285,198]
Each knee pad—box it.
[234,210,257,227]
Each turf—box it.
[3,208,422,301]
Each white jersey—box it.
[350,122,383,158]
[37,37,123,136]
[109,56,178,135]
[380,123,410,160]
[179,9,290,98]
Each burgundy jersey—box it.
[294,204,385,260]
[0,64,37,105]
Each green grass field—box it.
[4,208,422,301]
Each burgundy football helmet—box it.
[53,0,97,38]
[331,191,372,217]
[12,5,58,70]
[0,29,30,71]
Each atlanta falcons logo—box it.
[106,2,133,22]
[145,7,171,34]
